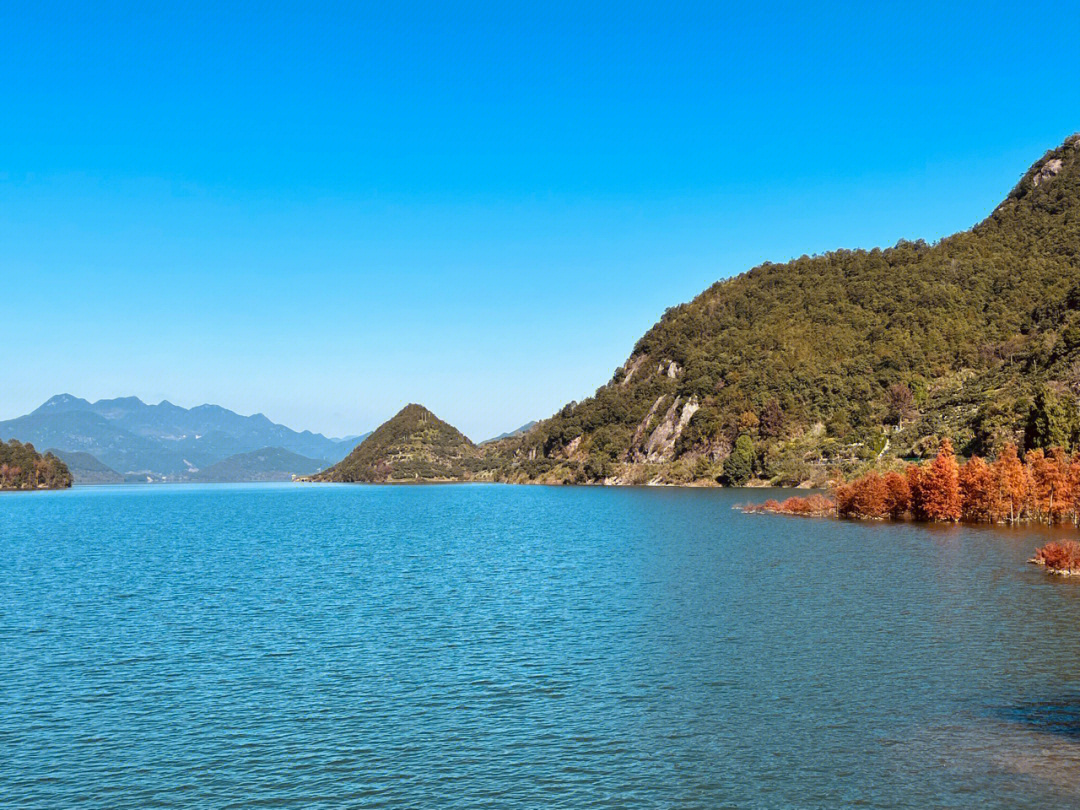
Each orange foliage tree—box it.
[906,463,928,521]
[742,495,835,517]
[958,455,999,523]
[1023,448,1074,523]
[1033,540,1080,572]
[1048,448,1072,523]
[882,471,910,519]
[751,439,1080,530]
[918,438,962,522]
[839,472,889,518]
[1068,455,1080,525]
[993,443,1027,523]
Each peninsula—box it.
[0,440,72,490]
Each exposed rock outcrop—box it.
[639,396,700,463]
[621,355,647,386]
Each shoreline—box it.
[1028,559,1080,576]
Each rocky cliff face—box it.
[629,395,699,463]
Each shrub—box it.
[721,434,755,485]
[1033,540,1080,571]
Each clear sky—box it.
[2,1,1078,440]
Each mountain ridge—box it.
[491,133,1080,485]
[1,395,365,478]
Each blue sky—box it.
[2,1,1078,439]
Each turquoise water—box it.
[4,483,1080,808]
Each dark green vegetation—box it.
[0,394,365,480]
[0,440,72,490]
[315,404,494,483]
[192,447,327,482]
[48,449,123,484]
[492,134,1080,485]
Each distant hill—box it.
[482,421,538,444]
[48,449,123,484]
[0,440,72,490]
[332,433,370,445]
[493,133,1080,486]
[0,395,362,478]
[314,404,492,482]
[191,447,328,482]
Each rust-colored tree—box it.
[746,442,1080,529]
[1067,454,1080,525]
[1048,447,1073,524]
[906,463,928,521]
[852,473,889,518]
[741,495,835,517]
[958,455,998,523]
[919,437,962,522]
[1033,540,1080,572]
[993,443,1027,523]
[1025,448,1071,524]
[1026,449,1050,521]
[836,473,890,518]
[834,481,854,516]
[883,471,911,519]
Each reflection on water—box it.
[3,483,1080,808]
[1001,695,1080,740]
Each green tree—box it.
[584,451,613,481]
[721,434,755,485]
[1025,387,1072,451]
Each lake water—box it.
[3,483,1080,808]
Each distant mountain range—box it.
[0,395,367,482]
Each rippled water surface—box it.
[4,483,1080,808]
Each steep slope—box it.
[48,449,124,484]
[499,134,1080,486]
[1,395,361,476]
[191,447,328,482]
[315,404,490,482]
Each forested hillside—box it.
[48,449,123,484]
[192,447,327,482]
[496,134,1080,486]
[315,404,492,482]
[0,440,73,490]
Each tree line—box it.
[833,438,1080,525]
[747,436,1080,525]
